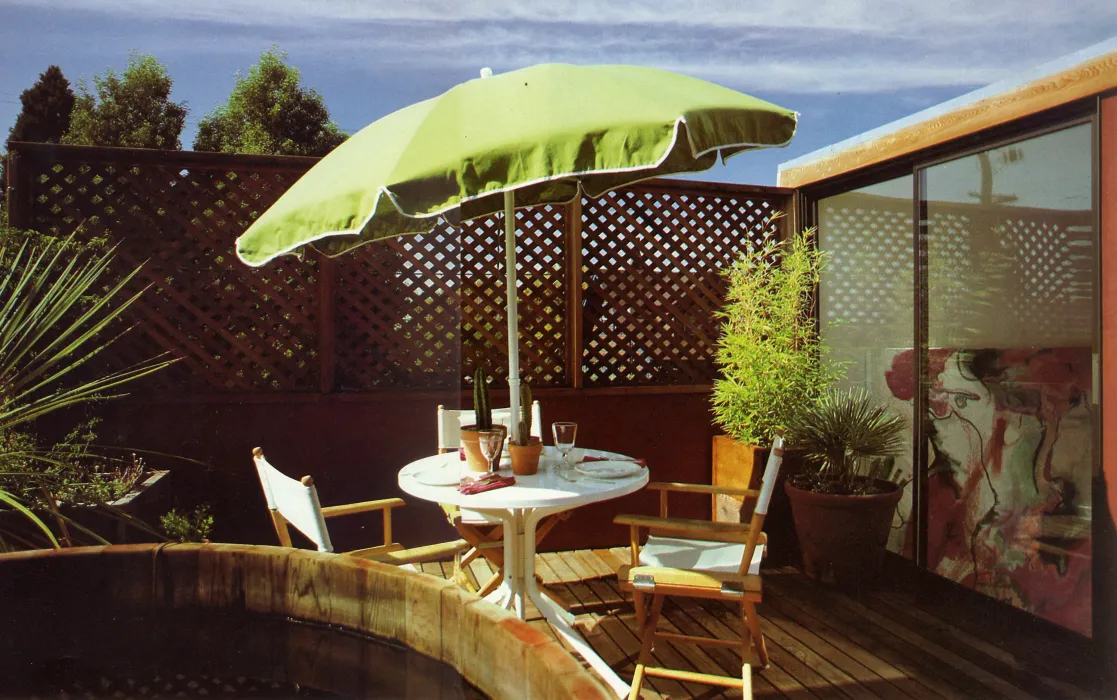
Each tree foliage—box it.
[63,53,187,150]
[3,65,75,207]
[193,48,346,156]
[8,65,75,145]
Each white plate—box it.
[574,460,643,479]
[413,466,462,487]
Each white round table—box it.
[399,447,647,697]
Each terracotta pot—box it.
[509,437,543,475]
[784,479,902,589]
[460,425,506,472]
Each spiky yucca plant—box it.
[785,388,906,494]
[0,233,177,548]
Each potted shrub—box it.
[460,368,505,472]
[507,382,542,475]
[784,387,907,589]
[710,221,841,523]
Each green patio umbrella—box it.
[236,64,797,440]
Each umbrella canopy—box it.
[236,64,797,440]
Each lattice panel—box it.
[334,224,462,390]
[818,192,914,346]
[21,155,319,392]
[459,205,567,387]
[580,188,780,386]
[11,144,793,393]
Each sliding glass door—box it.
[922,123,1095,636]
[817,120,1097,637]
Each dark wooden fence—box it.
[4,141,793,549]
[6,141,791,394]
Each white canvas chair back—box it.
[437,401,543,451]
[253,448,333,552]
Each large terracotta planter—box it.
[712,436,801,564]
[785,479,903,589]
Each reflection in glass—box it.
[818,175,915,557]
[920,123,1095,636]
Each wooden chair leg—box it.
[628,594,664,700]
[476,569,503,598]
[633,589,646,630]
[743,601,769,669]
[743,661,753,699]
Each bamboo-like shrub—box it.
[711,219,842,446]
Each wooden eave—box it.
[778,42,1117,189]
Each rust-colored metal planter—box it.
[785,480,903,589]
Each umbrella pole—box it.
[504,190,521,445]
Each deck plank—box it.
[415,550,1101,700]
[762,580,957,700]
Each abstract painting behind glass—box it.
[887,347,1092,636]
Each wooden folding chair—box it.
[614,433,785,699]
[252,447,468,567]
[437,403,569,595]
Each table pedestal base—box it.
[472,505,629,697]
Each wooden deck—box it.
[419,548,1105,700]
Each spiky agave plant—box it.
[785,388,906,494]
[0,233,177,548]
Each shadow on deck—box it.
[419,548,1106,700]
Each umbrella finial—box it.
[480,67,493,79]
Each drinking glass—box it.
[478,429,503,473]
[552,422,578,471]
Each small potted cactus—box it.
[508,382,543,475]
[460,368,505,472]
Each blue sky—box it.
[2,1,1116,186]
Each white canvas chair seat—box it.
[614,433,785,700]
[640,536,765,575]
[252,447,467,568]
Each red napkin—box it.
[580,455,647,468]
[459,472,516,495]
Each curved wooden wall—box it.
[0,543,611,699]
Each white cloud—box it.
[7,0,1117,94]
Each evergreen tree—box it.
[3,65,75,208]
[64,53,187,150]
[8,65,75,145]
[194,48,346,157]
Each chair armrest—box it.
[322,497,406,548]
[648,482,759,499]
[320,497,406,519]
[617,564,761,597]
[613,514,760,544]
[360,539,471,566]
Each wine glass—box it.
[552,422,578,471]
[478,429,503,473]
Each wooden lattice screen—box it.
[5,142,792,393]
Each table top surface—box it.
[398,447,649,510]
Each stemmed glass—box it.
[552,422,578,473]
[478,429,504,474]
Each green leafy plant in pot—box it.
[460,368,506,473]
[508,382,541,475]
[710,220,841,526]
[784,387,907,589]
